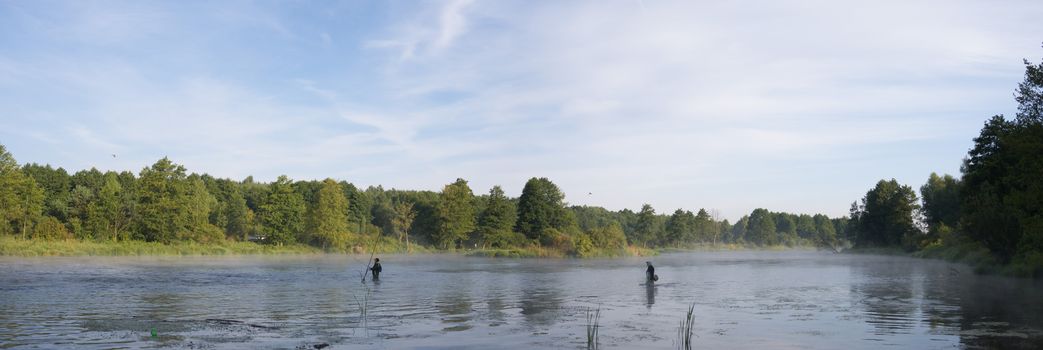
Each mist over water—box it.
[2,251,1042,349]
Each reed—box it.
[585,305,601,349]
[677,303,695,350]
[353,286,372,330]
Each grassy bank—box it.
[847,239,1042,278]
[0,236,323,256]
[0,236,441,257]
[2,236,827,259]
[466,245,658,258]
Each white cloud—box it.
[4,0,1043,220]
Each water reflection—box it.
[2,253,1043,349]
[645,284,656,308]
[518,274,563,328]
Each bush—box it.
[176,224,225,244]
[574,233,595,257]
[540,228,574,252]
[33,216,71,241]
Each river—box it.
[2,251,1042,349]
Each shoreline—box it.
[0,236,837,259]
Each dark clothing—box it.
[646,265,655,282]
[370,262,382,280]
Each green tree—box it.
[96,172,131,241]
[476,186,517,248]
[775,213,798,245]
[729,215,749,243]
[796,214,816,239]
[308,178,350,249]
[515,177,568,241]
[959,55,1043,266]
[694,209,712,242]
[22,164,71,221]
[0,145,44,237]
[633,204,660,246]
[664,209,694,246]
[813,214,837,247]
[920,173,961,231]
[850,179,922,249]
[746,208,776,245]
[259,175,306,245]
[434,178,476,249]
[134,158,215,243]
[392,200,417,247]
[589,221,627,250]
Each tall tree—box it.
[434,178,476,249]
[746,208,777,245]
[392,201,417,248]
[960,56,1043,264]
[308,178,350,249]
[259,175,306,245]
[476,186,517,248]
[665,209,694,245]
[96,172,131,241]
[515,177,567,241]
[730,215,749,243]
[22,164,71,221]
[796,214,816,239]
[850,179,922,249]
[920,173,961,233]
[633,204,660,246]
[813,214,837,246]
[694,209,712,242]
[0,145,44,237]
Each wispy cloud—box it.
[2,0,1042,219]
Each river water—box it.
[2,251,1042,349]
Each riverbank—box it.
[0,236,647,258]
[0,236,842,258]
[0,236,323,256]
[846,240,1041,278]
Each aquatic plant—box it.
[585,305,601,349]
[677,303,696,350]
[353,286,372,330]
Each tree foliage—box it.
[515,177,568,242]
[435,178,476,249]
[850,179,921,249]
[259,175,305,245]
[308,178,350,249]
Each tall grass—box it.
[677,303,696,350]
[585,305,601,350]
[353,286,372,331]
[0,236,323,256]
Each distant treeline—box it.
[0,149,843,257]
[846,53,1043,277]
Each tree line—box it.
[847,52,1043,276]
[0,146,843,256]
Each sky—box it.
[1,0,1042,221]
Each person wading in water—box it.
[370,258,382,280]
[646,261,658,283]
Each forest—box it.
[847,56,1043,277]
[0,145,844,257]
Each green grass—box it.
[0,236,321,256]
[0,235,442,257]
[465,245,659,258]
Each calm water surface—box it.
[2,251,1042,349]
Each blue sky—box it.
[1,0,1042,220]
